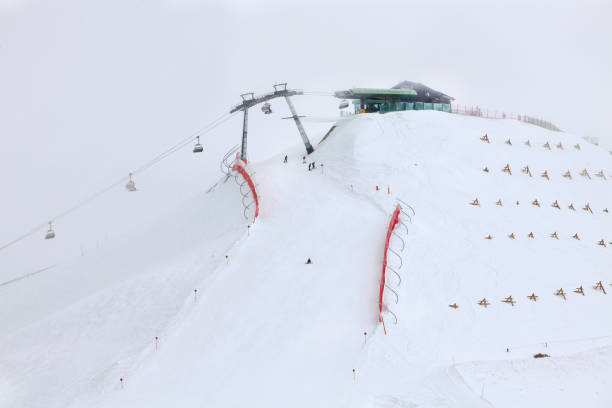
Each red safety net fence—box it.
[232,155,259,222]
[379,204,401,334]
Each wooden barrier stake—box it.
[580,169,591,179]
[554,288,566,300]
[522,166,532,177]
[501,296,516,306]
[593,281,607,294]
[478,298,490,308]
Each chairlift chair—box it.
[125,173,137,192]
[261,102,272,114]
[45,221,55,239]
[193,136,204,153]
[338,100,349,109]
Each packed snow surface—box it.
[1,111,611,407]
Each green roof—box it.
[350,88,417,96]
[335,88,418,99]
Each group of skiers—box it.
[283,154,318,171]
[301,155,317,171]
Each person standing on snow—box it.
[284,155,288,163]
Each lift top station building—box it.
[335,81,454,114]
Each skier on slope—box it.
[283,155,288,163]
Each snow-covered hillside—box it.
[1,110,611,407]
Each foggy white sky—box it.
[0,0,610,270]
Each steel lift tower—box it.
[230,83,314,162]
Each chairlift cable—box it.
[0,111,238,253]
[131,112,236,175]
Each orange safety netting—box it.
[232,156,260,222]
[379,204,401,333]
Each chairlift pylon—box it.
[45,221,55,240]
[338,99,349,109]
[261,102,272,115]
[193,136,204,153]
[125,173,137,192]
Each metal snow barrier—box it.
[379,199,415,334]
[220,144,240,176]
[232,153,260,223]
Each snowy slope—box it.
[1,111,611,407]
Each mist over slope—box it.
[1,111,611,407]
